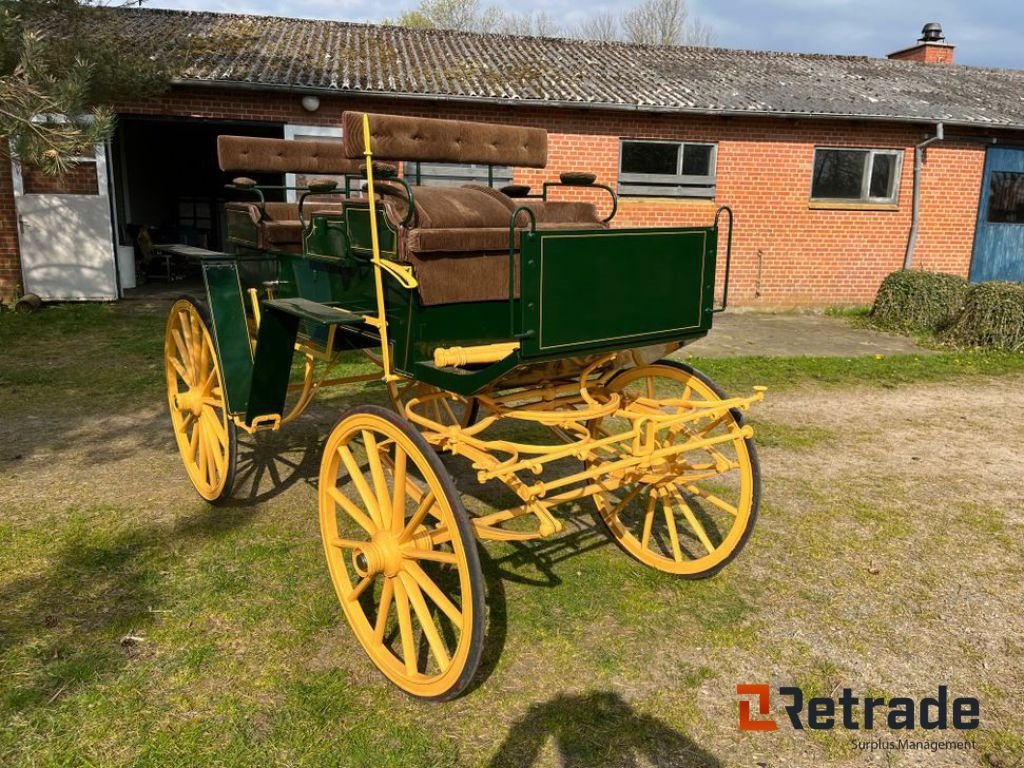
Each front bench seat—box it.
[371,182,607,305]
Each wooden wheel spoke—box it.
[186,418,200,463]
[667,486,715,555]
[390,446,408,533]
[661,491,685,562]
[337,445,383,528]
[399,491,436,543]
[405,561,462,626]
[204,416,227,478]
[169,355,190,384]
[171,329,193,383]
[403,547,458,565]
[401,572,451,670]
[640,490,657,551]
[328,485,377,535]
[362,430,394,528]
[374,578,395,643]
[329,537,366,550]
[393,578,418,676]
[684,483,739,517]
[347,574,376,602]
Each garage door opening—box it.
[110,117,285,283]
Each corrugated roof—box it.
[84,7,1024,130]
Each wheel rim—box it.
[591,364,757,576]
[319,411,477,698]
[164,299,233,501]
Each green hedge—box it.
[944,281,1024,352]
[870,270,969,334]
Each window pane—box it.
[622,142,679,175]
[987,172,1024,223]
[682,145,712,177]
[812,150,866,199]
[869,154,897,199]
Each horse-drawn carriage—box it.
[164,111,763,699]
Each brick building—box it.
[3,8,1024,304]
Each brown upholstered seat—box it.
[225,200,343,253]
[365,182,607,305]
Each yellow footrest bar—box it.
[433,342,520,368]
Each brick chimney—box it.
[888,23,955,64]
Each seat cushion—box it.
[374,183,513,229]
[406,251,520,306]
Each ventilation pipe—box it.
[903,122,944,270]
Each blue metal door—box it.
[970,146,1024,282]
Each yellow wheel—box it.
[165,297,238,503]
[387,378,479,428]
[590,361,760,578]
[319,405,484,700]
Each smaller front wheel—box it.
[589,361,761,578]
[318,405,484,700]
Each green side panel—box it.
[520,227,716,357]
[246,304,300,423]
[342,205,398,257]
[202,261,253,415]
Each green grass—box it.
[2,302,1023,767]
[690,350,1024,393]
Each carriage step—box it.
[264,298,364,326]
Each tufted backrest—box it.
[217,136,362,175]
[342,112,548,168]
[373,183,515,229]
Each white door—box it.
[283,124,344,203]
[11,146,118,301]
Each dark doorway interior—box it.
[111,117,284,255]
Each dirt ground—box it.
[3,358,1021,766]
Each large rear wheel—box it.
[318,405,484,700]
[590,361,760,578]
[164,297,238,503]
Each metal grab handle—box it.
[713,206,734,314]
[540,181,618,223]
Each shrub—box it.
[944,281,1024,352]
[870,270,969,334]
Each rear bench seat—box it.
[371,182,607,305]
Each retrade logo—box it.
[737,684,778,731]
[736,684,980,732]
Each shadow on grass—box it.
[0,505,257,718]
[487,690,721,768]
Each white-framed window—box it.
[811,148,903,204]
[403,162,513,187]
[283,124,344,202]
[618,139,717,198]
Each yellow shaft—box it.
[362,113,398,382]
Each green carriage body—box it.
[203,199,721,422]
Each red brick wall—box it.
[0,85,1001,305]
[0,159,19,299]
